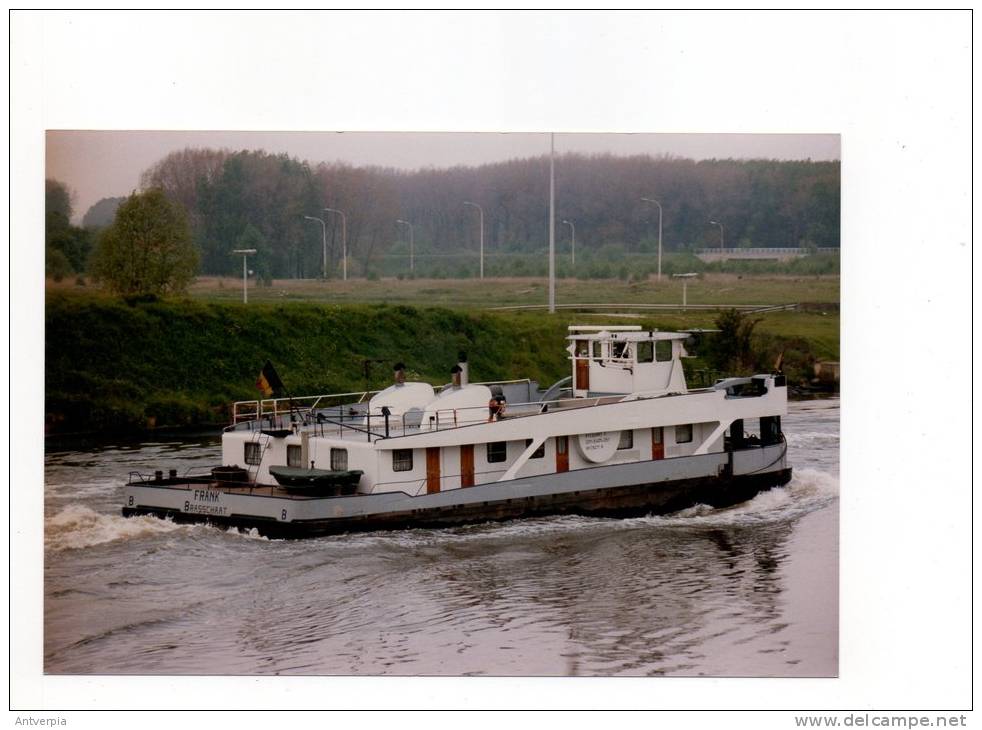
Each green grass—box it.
[168,273,840,309]
[45,275,839,434]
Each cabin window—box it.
[331,448,348,471]
[287,445,302,467]
[592,341,603,359]
[556,437,568,455]
[618,430,634,449]
[675,424,693,444]
[244,442,262,465]
[487,441,507,463]
[656,340,673,362]
[612,341,629,359]
[525,439,545,459]
[636,341,654,363]
[392,449,414,472]
[575,339,589,356]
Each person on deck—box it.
[488,394,506,422]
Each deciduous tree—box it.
[90,188,198,296]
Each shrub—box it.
[46,247,74,282]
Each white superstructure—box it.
[220,326,788,499]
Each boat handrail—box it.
[232,381,537,426]
[234,385,701,440]
[319,393,635,440]
[233,391,380,424]
[425,394,625,432]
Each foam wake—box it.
[44,504,269,551]
[45,504,187,552]
[645,467,839,527]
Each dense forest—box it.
[57,149,840,280]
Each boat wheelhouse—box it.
[122,326,791,537]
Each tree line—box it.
[48,147,839,287]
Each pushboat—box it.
[122,325,792,537]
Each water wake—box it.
[44,504,268,551]
[320,468,841,550]
[45,504,187,552]
[641,467,839,528]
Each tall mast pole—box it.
[549,132,556,314]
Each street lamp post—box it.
[324,207,347,281]
[463,201,485,279]
[396,219,414,274]
[673,272,698,311]
[641,197,663,281]
[709,220,725,250]
[561,219,576,267]
[548,132,555,313]
[232,248,256,304]
[303,215,328,279]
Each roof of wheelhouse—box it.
[567,326,688,341]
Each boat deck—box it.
[126,473,351,500]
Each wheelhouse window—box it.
[525,439,545,459]
[331,448,348,471]
[617,430,634,449]
[675,424,693,444]
[287,445,302,467]
[592,341,603,359]
[487,442,507,463]
[656,340,673,362]
[392,449,414,472]
[612,341,629,359]
[636,341,654,363]
[244,442,262,465]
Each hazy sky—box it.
[46,131,840,223]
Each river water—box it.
[43,398,838,677]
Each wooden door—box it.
[426,447,441,494]
[460,444,474,488]
[556,436,569,473]
[651,427,664,460]
[575,359,590,390]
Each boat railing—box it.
[427,393,624,432]
[233,388,631,440]
[232,391,380,425]
[231,382,536,426]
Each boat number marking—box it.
[182,489,228,517]
[281,509,288,521]
[128,495,134,506]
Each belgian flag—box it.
[256,360,285,398]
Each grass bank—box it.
[45,290,839,435]
[173,273,839,308]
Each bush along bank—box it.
[44,295,578,435]
[45,295,837,435]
